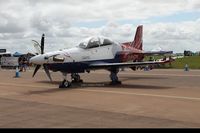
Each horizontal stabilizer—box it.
[143,51,173,55]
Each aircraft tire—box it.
[59,80,71,88]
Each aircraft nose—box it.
[29,55,45,65]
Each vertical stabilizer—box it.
[131,25,143,50]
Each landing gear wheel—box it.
[59,80,71,88]
[71,73,83,83]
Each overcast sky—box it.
[0,0,200,53]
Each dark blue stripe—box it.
[47,58,120,73]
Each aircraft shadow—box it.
[119,76,167,82]
[26,88,65,95]
[37,81,62,85]
[77,82,172,90]
[37,76,167,85]
[27,79,173,95]
[36,80,171,90]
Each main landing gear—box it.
[59,69,122,88]
[109,68,122,85]
[59,73,83,88]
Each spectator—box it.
[19,56,27,72]
[22,57,27,72]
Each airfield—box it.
[0,68,200,128]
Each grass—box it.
[171,56,200,69]
[145,55,200,69]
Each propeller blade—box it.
[32,40,41,54]
[43,64,52,82]
[32,65,41,77]
[41,34,45,54]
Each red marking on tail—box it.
[131,25,143,50]
[121,25,144,62]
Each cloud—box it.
[143,20,200,52]
[187,0,200,10]
[0,0,199,53]
[0,12,25,33]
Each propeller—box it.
[32,34,52,82]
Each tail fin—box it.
[131,25,143,50]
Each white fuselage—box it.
[30,42,122,65]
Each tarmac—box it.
[0,68,200,128]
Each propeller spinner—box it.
[31,34,52,82]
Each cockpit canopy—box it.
[78,36,114,49]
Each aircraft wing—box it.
[89,59,170,69]
[143,51,173,55]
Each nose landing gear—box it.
[59,73,71,88]
[59,73,83,88]
[59,79,71,88]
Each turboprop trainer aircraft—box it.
[30,25,173,88]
